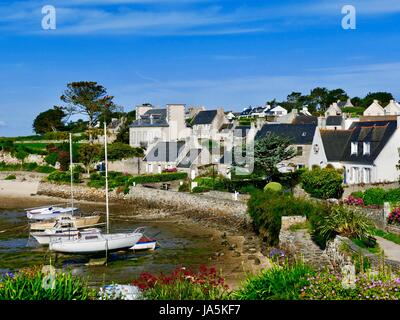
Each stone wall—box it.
[108,157,146,175]
[37,182,251,232]
[0,151,46,166]
[324,235,400,273]
[343,181,400,198]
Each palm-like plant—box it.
[317,206,373,240]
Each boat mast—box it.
[69,133,74,213]
[104,122,109,234]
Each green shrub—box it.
[45,152,58,166]
[178,181,190,192]
[48,170,81,184]
[194,176,227,191]
[43,131,69,140]
[301,168,344,199]
[234,262,314,300]
[103,143,144,161]
[363,188,386,206]
[4,174,16,180]
[384,188,400,204]
[22,162,38,171]
[35,165,56,174]
[350,191,364,199]
[317,205,373,240]
[247,191,282,246]
[238,184,259,195]
[264,182,282,192]
[0,267,95,300]
[191,186,211,193]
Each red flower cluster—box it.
[132,265,227,291]
[387,208,400,225]
[344,195,364,206]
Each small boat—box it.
[49,232,142,254]
[26,206,78,220]
[31,227,101,245]
[30,214,102,231]
[48,124,143,255]
[130,235,158,251]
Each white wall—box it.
[374,128,400,183]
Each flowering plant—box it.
[344,195,364,206]
[132,265,230,300]
[387,208,400,225]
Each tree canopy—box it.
[60,81,117,130]
[253,134,296,177]
[33,106,66,134]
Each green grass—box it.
[351,238,383,255]
[372,228,400,245]
[288,221,311,232]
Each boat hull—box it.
[30,215,101,231]
[49,233,142,254]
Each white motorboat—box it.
[30,214,102,231]
[48,124,143,255]
[31,227,101,245]
[26,206,78,220]
[49,232,142,254]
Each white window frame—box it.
[363,142,371,155]
[351,142,358,155]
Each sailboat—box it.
[49,123,142,254]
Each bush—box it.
[194,176,227,191]
[234,262,314,300]
[178,181,190,192]
[191,186,210,193]
[43,131,69,140]
[350,191,364,199]
[4,174,16,180]
[35,165,56,174]
[45,152,58,166]
[247,191,282,246]
[264,182,282,192]
[132,266,230,300]
[317,205,373,240]
[238,184,259,195]
[0,268,95,300]
[301,168,344,199]
[22,162,38,171]
[362,188,386,206]
[48,170,81,184]
[385,188,400,204]
[387,208,400,226]
[104,143,144,161]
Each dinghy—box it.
[48,124,142,255]
[130,235,158,251]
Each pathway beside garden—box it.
[375,236,400,262]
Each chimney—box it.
[318,117,326,128]
[150,114,153,125]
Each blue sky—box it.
[1,0,400,136]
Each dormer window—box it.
[363,142,370,155]
[351,142,358,155]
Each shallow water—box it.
[0,203,225,287]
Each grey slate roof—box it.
[341,120,397,164]
[130,109,169,127]
[192,110,218,125]
[320,120,397,165]
[255,123,316,145]
[177,149,202,168]
[326,115,343,126]
[292,115,318,125]
[320,130,352,161]
[144,141,186,162]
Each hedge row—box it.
[351,187,400,206]
[0,161,56,173]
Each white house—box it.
[309,119,400,185]
[363,100,385,116]
[129,104,190,148]
[325,103,342,117]
[269,106,287,116]
[384,100,400,115]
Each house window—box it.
[351,142,358,155]
[297,146,303,156]
[363,168,371,184]
[363,142,371,155]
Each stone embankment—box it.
[37,182,251,232]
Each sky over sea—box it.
[0,0,399,136]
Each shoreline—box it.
[0,179,270,289]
